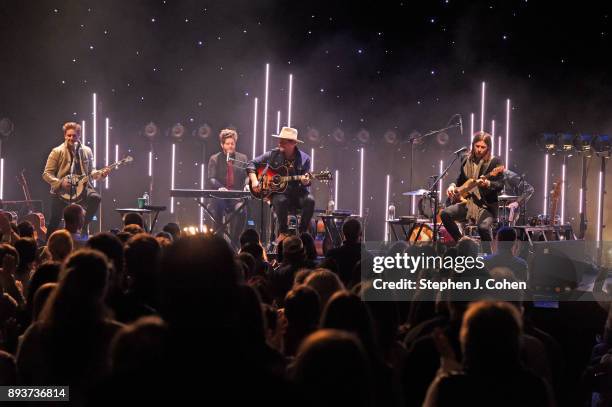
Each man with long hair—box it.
[441,131,504,243]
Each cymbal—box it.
[498,194,518,201]
[402,189,430,196]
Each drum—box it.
[408,223,452,244]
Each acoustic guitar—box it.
[249,164,332,200]
[449,165,505,205]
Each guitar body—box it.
[450,165,505,205]
[249,165,290,200]
[248,165,333,200]
[55,175,89,203]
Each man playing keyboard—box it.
[207,128,248,246]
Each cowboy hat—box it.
[271,127,303,143]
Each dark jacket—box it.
[454,155,504,216]
[246,147,311,194]
[208,151,248,189]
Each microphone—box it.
[226,152,230,162]
[453,146,468,155]
[458,115,463,136]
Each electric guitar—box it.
[53,156,133,203]
[450,165,505,204]
[16,170,47,240]
[249,164,332,199]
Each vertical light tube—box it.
[288,74,293,127]
[411,195,416,215]
[171,144,176,214]
[311,148,315,172]
[480,82,485,132]
[252,97,258,159]
[597,170,603,242]
[359,148,364,217]
[561,161,566,224]
[105,118,109,189]
[543,154,549,215]
[81,120,86,146]
[114,144,119,164]
[276,110,281,134]
[0,159,3,200]
[334,169,339,208]
[384,174,390,242]
[498,136,502,157]
[505,99,510,169]
[148,151,153,177]
[579,187,583,214]
[262,63,270,154]
[491,120,495,156]
[439,160,444,202]
[200,163,205,232]
[470,113,475,144]
[92,93,97,186]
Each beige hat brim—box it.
[271,134,304,143]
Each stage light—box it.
[81,120,86,146]
[288,74,293,127]
[543,153,549,215]
[169,123,185,141]
[332,128,345,143]
[505,99,510,170]
[148,151,153,177]
[276,111,281,134]
[537,133,557,152]
[480,82,486,132]
[384,130,398,144]
[579,187,583,214]
[436,131,449,146]
[359,148,364,217]
[263,63,270,153]
[470,113,474,144]
[491,120,495,155]
[115,144,119,164]
[0,158,3,199]
[573,133,594,153]
[183,226,198,235]
[93,93,97,186]
[105,118,109,189]
[252,97,258,159]
[194,124,212,140]
[311,148,315,172]
[408,130,423,145]
[144,122,159,141]
[200,163,205,232]
[334,170,339,208]
[561,161,566,224]
[556,133,574,152]
[384,174,390,242]
[171,143,176,214]
[592,134,611,156]
[439,160,444,202]
[597,170,603,242]
[307,127,321,143]
[357,129,370,144]
[0,118,14,139]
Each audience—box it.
[63,204,87,246]
[0,214,603,406]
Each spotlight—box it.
[384,130,398,144]
[436,131,449,146]
[356,129,370,144]
[143,122,158,141]
[306,127,321,143]
[408,130,424,145]
[537,133,557,152]
[332,128,345,143]
[0,118,14,139]
[592,134,611,156]
[556,133,574,152]
[169,123,185,141]
[193,124,212,140]
[573,133,595,154]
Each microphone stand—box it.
[406,121,461,200]
[428,151,462,243]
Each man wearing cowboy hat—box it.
[246,127,314,238]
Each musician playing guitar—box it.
[42,122,109,237]
[246,127,314,239]
[441,131,504,244]
[207,128,249,246]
